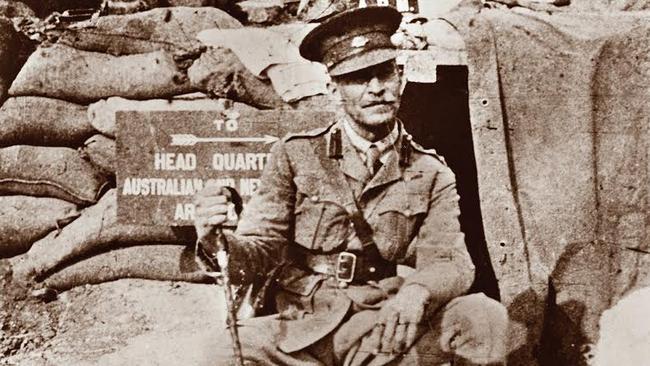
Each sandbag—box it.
[0,17,20,104]
[87,95,259,137]
[0,0,36,17]
[285,93,338,111]
[0,196,80,258]
[81,134,116,175]
[188,47,284,109]
[570,0,650,10]
[58,7,242,55]
[11,189,196,282]
[167,0,216,5]
[0,145,110,205]
[43,244,210,290]
[101,0,161,15]
[298,0,354,22]
[9,44,193,104]
[0,97,96,148]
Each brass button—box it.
[310,195,319,203]
[369,267,376,273]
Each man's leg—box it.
[392,293,509,366]
[198,314,325,366]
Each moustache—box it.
[363,97,398,108]
[362,89,398,107]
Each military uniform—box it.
[202,120,508,365]
[199,6,508,366]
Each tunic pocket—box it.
[374,188,429,260]
[275,265,324,317]
[293,175,348,252]
[277,265,323,297]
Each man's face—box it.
[330,60,403,130]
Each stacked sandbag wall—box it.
[3,4,334,293]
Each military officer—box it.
[194,6,508,365]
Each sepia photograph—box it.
[0,0,648,365]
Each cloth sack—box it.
[166,0,217,5]
[0,196,80,258]
[188,47,284,109]
[11,189,196,282]
[81,134,116,176]
[197,27,329,102]
[297,0,355,22]
[0,97,96,148]
[9,44,193,104]
[0,17,20,104]
[100,0,161,15]
[87,95,258,137]
[266,62,329,103]
[58,7,242,56]
[0,145,109,205]
[43,244,210,290]
[0,1,36,17]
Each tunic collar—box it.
[341,118,400,164]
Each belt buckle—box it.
[336,252,357,284]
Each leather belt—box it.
[288,246,396,286]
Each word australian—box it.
[121,177,261,197]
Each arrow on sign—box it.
[170,134,279,146]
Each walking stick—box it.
[213,228,245,366]
[195,187,245,366]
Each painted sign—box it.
[116,109,332,226]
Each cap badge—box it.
[351,36,369,48]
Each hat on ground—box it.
[299,6,402,77]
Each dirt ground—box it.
[0,259,228,366]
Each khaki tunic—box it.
[221,120,476,361]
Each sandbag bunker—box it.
[1,3,333,293]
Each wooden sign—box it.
[116,109,332,226]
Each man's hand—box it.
[367,284,430,355]
[193,182,232,241]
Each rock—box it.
[237,0,285,24]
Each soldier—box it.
[194,6,508,366]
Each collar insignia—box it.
[351,36,369,48]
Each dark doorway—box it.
[398,66,500,300]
